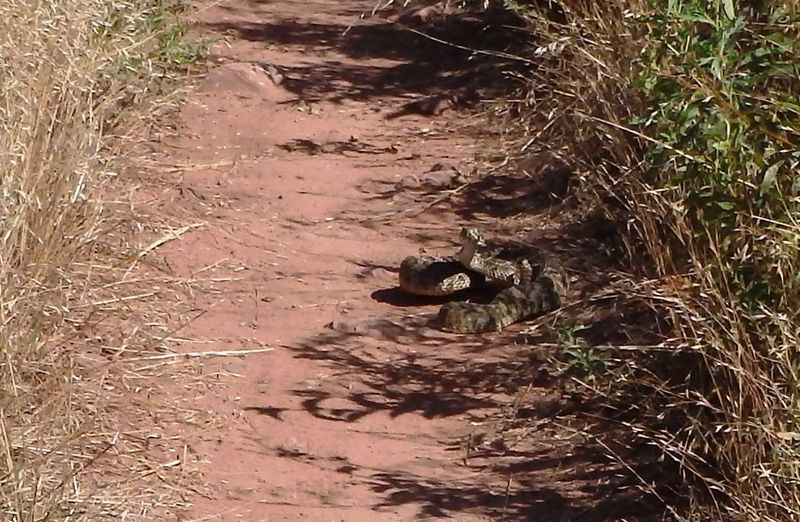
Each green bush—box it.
[480,0,800,517]
[638,1,800,518]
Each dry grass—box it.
[493,0,800,519]
[0,0,213,519]
[373,0,799,518]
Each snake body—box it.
[398,227,566,333]
[435,265,566,333]
[398,255,481,296]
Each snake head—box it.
[459,226,486,246]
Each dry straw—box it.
[372,0,799,518]
[0,0,214,519]
[496,0,800,518]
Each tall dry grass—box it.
[497,0,800,519]
[375,0,800,518]
[0,0,204,519]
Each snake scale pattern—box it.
[398,227,566,333]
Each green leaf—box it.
[760,160,783,196]
[723,0,736,20]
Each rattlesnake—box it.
[398,227,566,333]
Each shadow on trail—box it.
[370,470,570,520]
[247,163,685,518]
[210,1,691,518]
[368,463,673,521]
[455,164,576,220]
[205,3,532,105]
[283,315,541,421]
[244,285,685,518]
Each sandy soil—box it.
[144,0,673,520]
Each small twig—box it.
[501,473,513,520]
[190,257,230,277]
[137,223,205,259]
[392,22,537,65]
[154,309,209,346]
[124,222,205,278]
[290,300,350,309]
[126,347,275,362]
[579,112,704,163]
[517,342,677,352]
[352,182,469,224]
[254,288,259,325]
[73,291,159,310]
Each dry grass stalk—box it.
[372,0,800,518]
[494,0,800,518]
[0,0,214,519]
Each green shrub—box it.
[637,1,800,518]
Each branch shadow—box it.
[213,1,696,518]
[244,157,688,518]
[245,284,688,519]
[204,3,534,106]
[455,164,576,220]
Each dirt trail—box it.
[146,0,666,520]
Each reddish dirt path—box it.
[160,2,506,519]
[148,1,670,521]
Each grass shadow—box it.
[214,1,694,518]
[204,2,534,106]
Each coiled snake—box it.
[398,227,566,333]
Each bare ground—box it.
[142,0,680,520]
